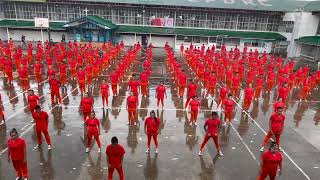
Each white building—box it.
[0,0,319,65]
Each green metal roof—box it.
[71,0,307,12]
[63,15,118,29]
[0,19,65,30]
[295,36,320,46]
[303,1,320,12]
[118,25,287,40]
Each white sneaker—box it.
[98,148,101,153]
[218,151,223,156]
[189,122,192,127]
[194,122,197,126]
[134,122,137,126]
[34,144,40,149]
[48,145,52,150]
[146,148,150,153]
[155,148,159,154]
[260,146,264,152]
[15,177,21,180]
[126,122,130,125]
[198,150,203,156]
[86,148,90,153]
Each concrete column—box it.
[6,27,10,41]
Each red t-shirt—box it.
[262,151,282,171]
[32,111,49,129]
[204,118,221,136]
[220,87,229,98]
[100,83,109,95]
[127,96,138,109]
[187,83,198,97]
[156,85,166,99]
[278,87,290,99]
[189,99,200,111]
[129,80,139,93]
[110,73,118,84]
[144,117,160,135]
[106,144,125,168]
[8,138,26,160]
[232,76,241,87]
[49,79,61,92]
[244,88,254,100]
[85,118,100,129]
[28,95,39,106]
[270,113,285,133]
[179,74,187,85]
[81,98,93,113]
[224,99,234,111]
[256,78,264,87]
[77,70,86,81]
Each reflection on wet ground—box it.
[0,48,319,180]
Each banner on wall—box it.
[150,18,174,27]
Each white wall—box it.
[118,34,141,46]
[287,12,320,57]
[0,28,64,42]
[148,35,174,48]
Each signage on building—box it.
[34,18,49,28]
[150,18,174,27]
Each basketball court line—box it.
[213,76,312,180]
[0,86,79,156]
[166,54,260,165]
[1,77,50,106]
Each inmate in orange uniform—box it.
[277,84,290,103]
[223,95,235,123]
[110,72,119,96]
[106,137,125,180]
[128,79,140,96]
[258,143,282,180]
[80,95,94,121]
[140,72,149,97]
[126,92,138,125]
[261,108,285,151]
[49,77,62,105]
[8,131,28,179]
[18,66,30,91]
[199,112,222,156]
[218,85,229,108]
[85,114,101,151]
[100,81,109,107]
[242,85,254,112]
[231,73,241,99]
[255,76,264,100]
[144,112,160,152]
[185,80,198,108]
[27,91,39,113]
[32,106,52,147]
[189,97,200,125]
[155,82,166,109]
[77,69,86,94]
[178,72,187,98]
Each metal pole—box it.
[41,27,44,44]
[149,33,151,43]
[6,27,10,41]
[134,33,137,44]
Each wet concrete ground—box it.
[0,48,319,180]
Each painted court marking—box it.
[0,86,79,156]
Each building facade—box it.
[0,0,319,62]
